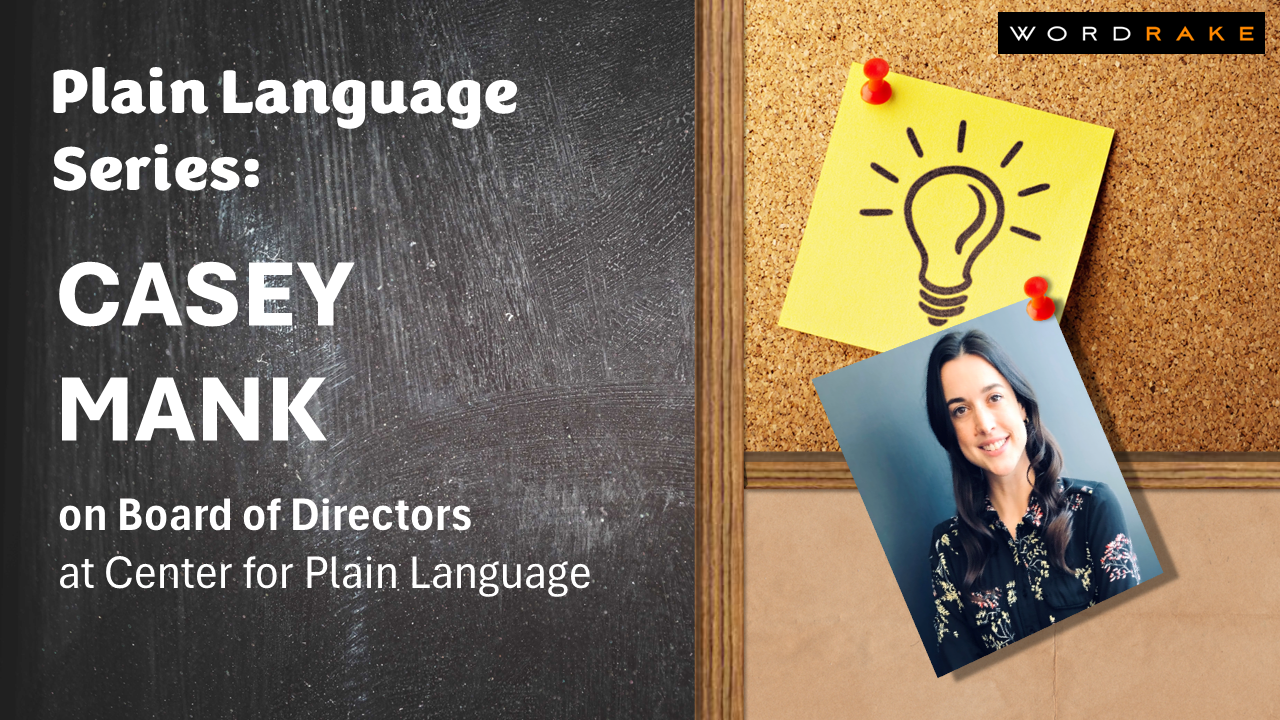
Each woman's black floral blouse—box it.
[929,478,1140,673]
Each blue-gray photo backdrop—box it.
[813,302,1161,676]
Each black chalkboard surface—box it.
[14,0,693,716]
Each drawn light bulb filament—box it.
[955,184,986,255]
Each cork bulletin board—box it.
[693,1,1280,718]
[744,0,1279,453]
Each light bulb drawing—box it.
[905,165,1003,324]
[859,121,1050,326]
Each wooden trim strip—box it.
[744,452,1280,489]
[695,0,744,717]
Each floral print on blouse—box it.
[930,478,1140,674]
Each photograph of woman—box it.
[813,302,1160,677]
[925,330,1141,672]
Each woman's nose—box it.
[972,405,997,434]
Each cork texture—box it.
[745,0,1279,451]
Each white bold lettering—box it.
[62,377,127,440]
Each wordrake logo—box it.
[999,12,1265,54]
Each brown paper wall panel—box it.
[745,489,1280,718]
[1055,618,1280,719]
[743,0,1280,452]
[1052,488,1280,719]
[745,488,1055,719]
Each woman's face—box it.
[939,353,1029,483]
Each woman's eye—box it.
[989,393,1003,403]
[951,406,968,418]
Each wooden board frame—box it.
[695,2,1280,718]
[696,0,744,716]
[745,452,1280,490]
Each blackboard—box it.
[12,0,694,716]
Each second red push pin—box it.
[1024,277,1055,321]
[861,58,892,105]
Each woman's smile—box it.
[978,436,1010,455]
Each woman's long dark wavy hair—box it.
[926,330,1072,592]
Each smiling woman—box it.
[924,330,1140,673]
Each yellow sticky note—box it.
[779,65,1113,352]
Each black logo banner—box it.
[998,12,1265,54]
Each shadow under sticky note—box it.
[779,63,1113,352]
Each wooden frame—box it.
[695,0,744,717]
[745,452,1280,490]
[693,3,1279,719]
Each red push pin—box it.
[861,58,892,105]
[1024,276,1055,321]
